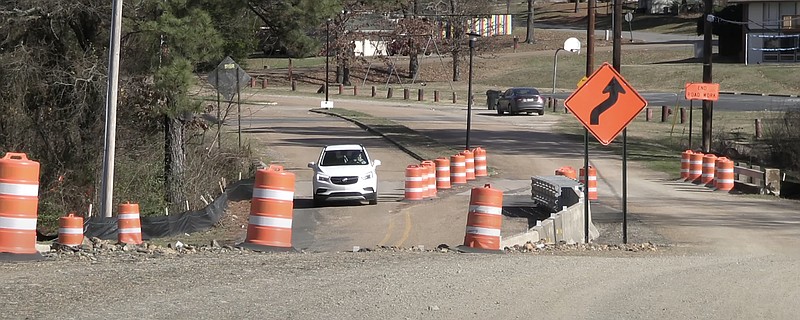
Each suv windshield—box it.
[321,150,369,166]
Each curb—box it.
[719,91,798,98]
[309,109,428,161]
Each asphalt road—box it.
[3,93,800,320]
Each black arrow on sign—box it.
[590,77,626,125]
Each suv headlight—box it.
[361,171,373,180]
[316,174,331,182]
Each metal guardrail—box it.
[530,175,583,213]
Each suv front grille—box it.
[331,176,359,185]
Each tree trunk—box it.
[336,64,343,84]
[452,49,461,81]
[164,115,186,211]
[525,0,535,43]
[342,58,351,86]
[409,54,419,79]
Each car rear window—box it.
[321,150,368,166]
[513,88,539,95]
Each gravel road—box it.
[3,248,798,319]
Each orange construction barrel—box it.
[421,160,436,198]
[434,157,451,190]
[579,166,598,200]
[459,184,504,253]
[118,202,143,245]
[58,213,84,247]
[701,153,717,186]
[687,152,704,182]
[461,149,476,180]
[715,157,735,192]
[472,147,488,177]
[240,165,296,251]
[404,165,424,201]
[450,154,467,184]
[680,150,693,180]
[0,152,42,261]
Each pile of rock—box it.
[504,240,660,254]
[43,237,249,261]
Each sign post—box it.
[564,62,647,243]
[685,82,719,149]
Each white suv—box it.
[307,144,381,206]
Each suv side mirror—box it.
[373,159,381,166]
[307,162,316,168]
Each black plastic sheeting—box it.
[83,178,254,240]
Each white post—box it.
[100,0,123,218]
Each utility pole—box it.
[612,0,628,244]
[702,0,714,153]
[586,0,595,76]
[100,0,123,218]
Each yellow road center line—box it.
[378,218,395,246]
[395,212,412,247]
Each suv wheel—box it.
[368,193,378,205]
[313,195,324,207]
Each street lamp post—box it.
[325,19,331,104]
[551,37,582,94]
[465,32,480,150]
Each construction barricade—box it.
[458,184,504,253]
[434,157,451,189]
[687,152,704,182]
[579,166,598,200]
[473,147,488,177]
[715,157,734,192]
[701,153,717,186]
[118,202,143,245]
[421,160,437,198]
[680,150,693,180]
[404,165,424,200]
[450,154,467,184]
[57,213,84,247]
[461,149,476,180]
[555,166,577,180]
[240,165,296,251]
[0,152,42,261]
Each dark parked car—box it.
[496,87,546,115]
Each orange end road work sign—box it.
[685,82,719,101]
[564,62,647,146]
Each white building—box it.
[730,0,800,64]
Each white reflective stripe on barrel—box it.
[681,159,689,162]
[466,226,501,237]
[0,216,37,230]
[465,158,474,163]
[59,227,83,235]
[468,205,502,215]
[405,187,424,193]
[118,213,140,219]
[716,179,735,184]
[0,182,39,197]
[702,174,714,178]
[690,170,701,174]
[690,160,702,164]
[588,188,598,192]
[252,188,294,201]
[466,168,475,173]
[119,227,142,234]
[406,176,423,182]
[249,216,292,229]
[475,166,487,170]
[474,156,486,161]
[436,177,450,182]
[436,167,450,172]
[703,163,715,168]
[452,172,466,177]
[452,162,465,167]
[717,168,734,173]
